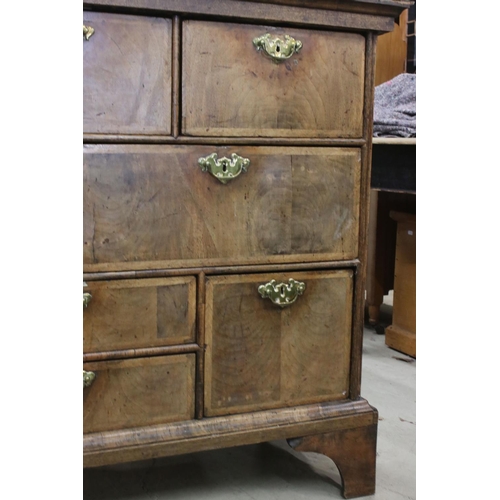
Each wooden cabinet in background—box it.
[375,8,408,86]
[385,211,416,357]
[83,1,410,498]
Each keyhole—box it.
[222,162,227,172]
[276,44,281,53]
[280,285,285,296]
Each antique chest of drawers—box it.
[83,1,409,497]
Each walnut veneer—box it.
[83,1,410,497]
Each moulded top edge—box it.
[83,0,402,33]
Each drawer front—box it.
[204,270,353,417]
[83,145,361,271]
[182,21,365,138]
[83,354,195,433]
[83,277,196,353]
[83,11,172,135]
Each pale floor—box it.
[84,296,416,500]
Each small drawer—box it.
[83,145,361,271]
[182,21,365,138]
[83,354,195,433]
[83,11,172,135]
[83,277,196,353]
[204,270,353,417]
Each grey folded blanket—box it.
[373,73,416,138]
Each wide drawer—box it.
[83,11,172,135]
[182,21,365,138]
[83,145,361,271]
[204,270,353,417]
[83,354,195,433]
[83,277,196,353]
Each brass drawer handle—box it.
[258,279,306,308]
[198,153,250,184]
[83,370,96,388]
[83,292,92,308]
[253,33,302,63]
[83,25,94,40]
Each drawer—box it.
[83,354,196,433]
[83,11,172,135]
[182,21,365,138]
[83,145,361,271]
[204,270,353,417]
[83,277,196,353]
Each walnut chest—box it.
[83,1,409,497]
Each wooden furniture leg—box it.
[288,417,378,498]
[366,191,416,327]
[385,211,416,357]
[366,190,384,325]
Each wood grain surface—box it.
[84,0,399,32]
[83,260,360,282]
[83,145,361,271]
[389,211,416,334]
[385,211,416,357]
[350,32,377,400]
[83,135,367,146]
[289,421,378,498]
[182,21,365,138]
[83,277,196,353]
[83,344,200,363]
[83,11,172,135]
[375,8,408,86]
[83,354,195,433]
[84,398,377,467]
[204,270,353,416]
[80,0,410,476]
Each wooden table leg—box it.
[385,211,416,357]
[366,190,384,325]
[366,191,416,328]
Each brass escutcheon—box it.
[83,292,92,308]
[83,370,96,388]
[198,153,250,184]
[253,33,302,63]
[83,25,94,40]
[258,279,306,307]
